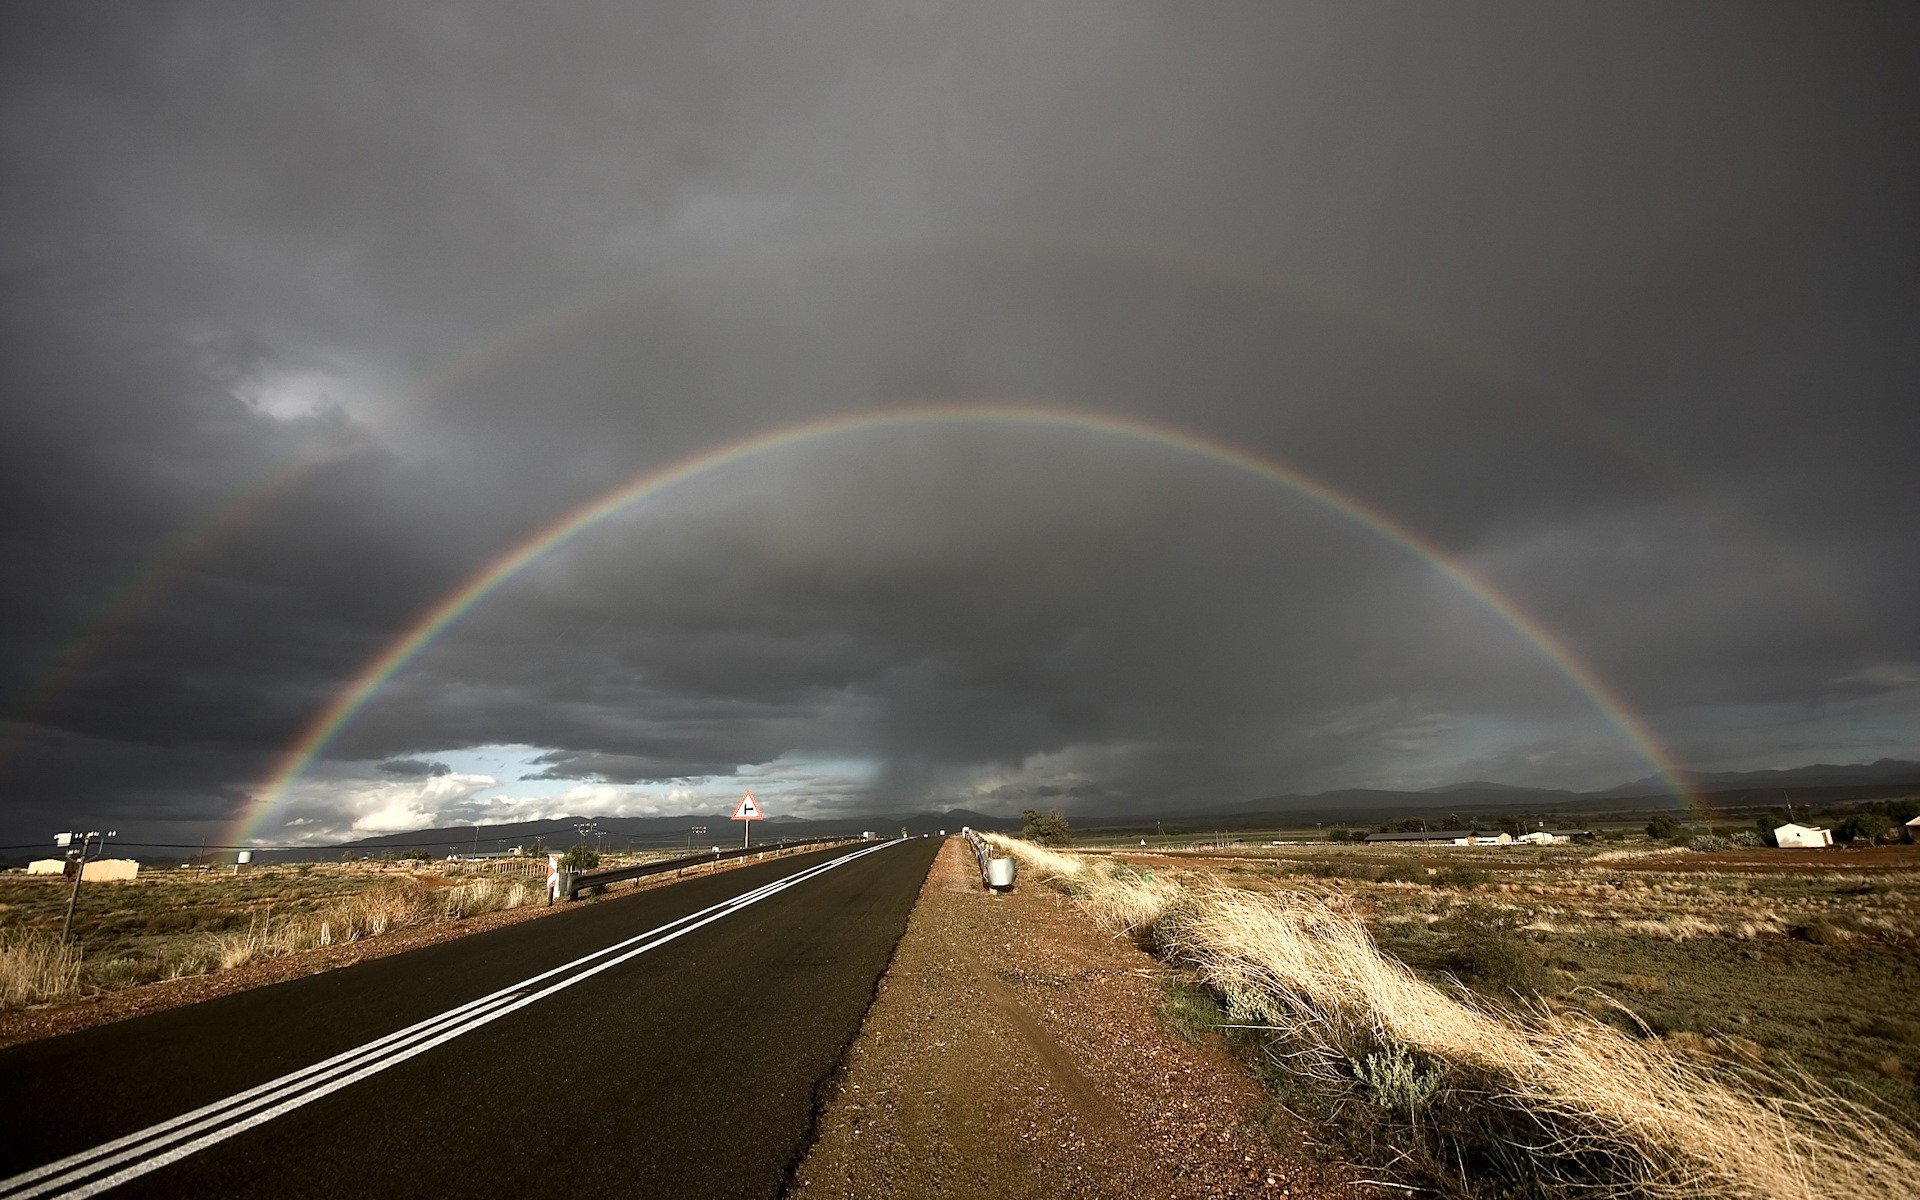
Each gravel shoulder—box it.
[789,839,1359,1199]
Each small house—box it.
[26,858,67,875]
[1773,823,1833,849]
[81,858,139,882]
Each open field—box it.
[989,834,1920,1200]
[0,860,557,1008]
[1109,840,1920,1118]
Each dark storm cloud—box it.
[1,2,1914,843]
[376,759,451,779]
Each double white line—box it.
[0,838,904,1200]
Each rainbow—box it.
[15,228,1674,753]
[231,402,1694,845]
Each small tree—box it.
[1019,808,1071,846]
[560,843,601,871]
[1838,813,1893,845]
[1645,813,1682,841]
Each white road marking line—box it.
[2,857,836,1196]
[0,840,902,1200]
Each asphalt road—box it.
[0,836,940,1199]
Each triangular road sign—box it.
[731,792,763,821]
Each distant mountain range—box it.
[327,807,1020,857]
[330,760,1920,856]
[1602,757,1920,796]
[1122,758,1920,834]
[16,760,1912,867]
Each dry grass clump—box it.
[0,874,543,1008]
[207,875,537,969]
[0,929,84,1007]
[986,834,1919,1200]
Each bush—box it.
[1645,813,1683,840]
[1837,814,1894,845]
[559,844,601,871]
[1019,808,1071,846]
[1158,977,1228,1041]
[1436,905,1552,996]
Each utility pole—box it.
[55,829,115,941]
[573,821,600,862]
[687,825,707,855]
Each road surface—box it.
[0,836,940,1199]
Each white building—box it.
[23,858,139,880]
[1773,823,1833,849]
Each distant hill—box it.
[1603,758,1920,796]
[1109,758,1920,836]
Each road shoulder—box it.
[788,839,1358,1199]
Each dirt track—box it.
[789,840,1357,1199]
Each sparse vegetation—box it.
[0,862,545,1010]
[0,928,84,1008]
[988,834,1920,1200]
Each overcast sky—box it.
[2,3,1915,847]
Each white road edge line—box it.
[0,849,856,1195]
[1,839,903,1200]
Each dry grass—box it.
[987,834,1920,1200]
[0,929,84,1007]
[0,872,542,1007]
[205,875,537,969]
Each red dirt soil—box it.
[788,840,1360,1199]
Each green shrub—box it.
[1646,813,1683,840]
[1436,905,1552,995]
[1019,807,1072,846]
[1157,977,1228,1041]
[1837,814,1894,845]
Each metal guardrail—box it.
[558,835,861,901]
[962,828,994,886]
[961,828,1015,891]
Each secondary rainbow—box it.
[21,227,1673,753]
[233,403,1694,845]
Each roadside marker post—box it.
[731,791,764,848]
